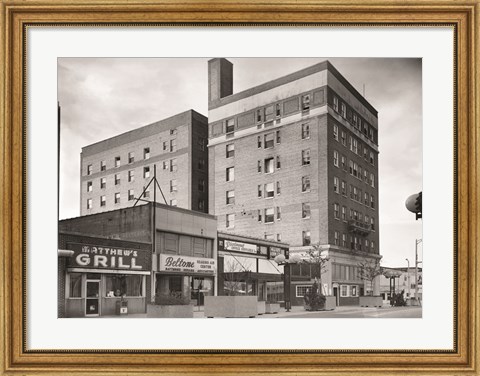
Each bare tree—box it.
[357,258,383,296]
[223,259,247,296]
[303,244,329,293]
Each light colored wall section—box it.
[209,70,328,122]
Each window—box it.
[333,124,339,141]
[276,156,281,169]
[100,195,106,207]
[301,123,310,139]
[277,233,282,242]
[333,177,339,193]
[264,183,274,198]
[302,176,310,192]
[264,133,274,148]
[302,230,311,246]
[334,231,339,245]
[226,190,235,204]
[349,160,354,175]
[342,233,347,247]
[341,103,346,118]
[264,208,274,223]
[334,203,340,219]
[198,199,205,211]
[87,181,93,192]
[301,94,310,111]
[198,178,205,192]
[370,152,375,165]
[371,217,375,230]
[144,166,150,179]
[276,207,281,220]
[226,143,234,158]
[302,203,311,219]
[370,195,375,208]
[257,160,262,173]
[257,185,262,198]
[351,286,358,297]
[226,118,235,133]
[341,131,346,146]
[341,155,346,170]
[276,181,281,195]
[365,239,370,249]
[302,149,310,166]
[364,169,368,183]
[170,199,177,206]
[170,139,176,152]
[144,189,150,199]
[353,139,358,154]
[128,152,134,164]
[341,180,347,196]
[276,130,281,143]
[276,103,281,117]
[364,147,368,160]
[170,159,177,172]
[265,157,274,173]
[256,109,263,123]
[101,160,106,171]
[144,147,150,159]
[114,156,120,168]
[341,285,348,297]
[100,177,106,189]
[163,141,167,151]
[68,273,82,298]
[87,198,92,209]
[353,113,358,126]
[226,167,234,182]
[353,163,358,177]
[128,189,134,201]
[197,138,206,151]
[170,179,178,193]
[115,174,120,185]
[353,187,358,201]
[198,159,205,171]
[170,128,177,135]
[342,206,347,221]
[370,173,375,187]
[257,209,262,222]
[296,285,311,298]
[333,150,339,167]
[128,170,134,182]
[115,192,120,204]
[226,214,235,229]
[87,164,92,175]
[163,161,168,170]
[333,96,339,112]
[257,136,262,148]
[371,241,375,251]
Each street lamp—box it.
[274,253,302,312]
[414,239,423,305]
[405,258,410,301]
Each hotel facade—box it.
[207,59,381,304]
[80,109,209,216]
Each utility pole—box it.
[405,258,410,299]
[415,239,422,305]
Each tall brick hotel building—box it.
[207,59,381,301]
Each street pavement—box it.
[194,304,422,319]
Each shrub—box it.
[303,281,326,311]
[153,292,190,306]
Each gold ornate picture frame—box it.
[1,0,478,374]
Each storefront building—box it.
[59,202,217,317]
[217,232,289,303]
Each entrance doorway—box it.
[86,280,100,316]
[333,287,339,306]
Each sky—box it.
[58,57,423,267]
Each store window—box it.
[105,275,143,297]
[341,285,348,297]
[68,273,82,298]
[296,285,311,297]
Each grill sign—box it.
[67,243,149,271]
[159,254,216,275]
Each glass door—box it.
[86,280,100,316]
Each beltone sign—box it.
[158,254,216,275]
[224,240,258,254]
[67,243,149,271]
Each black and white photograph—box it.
[58,57,423,319]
